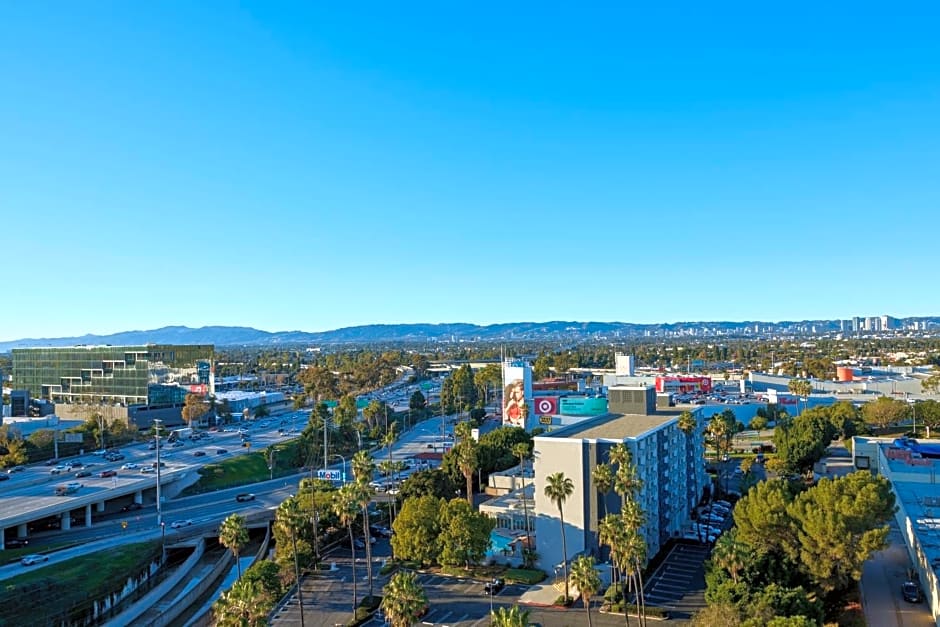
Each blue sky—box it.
[3,2,940,340]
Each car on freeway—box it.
[235,493,255,502]
[7,466,25,474]
[216,449,228,455]
[193,451,206,457]
[50,466,67,475]
[121,463,138,470]
[172,441,185,448]
[21,554,49,566]
[0,475,9,482]
[171,520,193,529]
[902,581,924,603]
[483,578,505,594]
[6,538,28,549]
[75,470,92,478]
[140,466,156,474]
[121,502,143,512]
[98,470,117,478]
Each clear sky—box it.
[3,2,940,340]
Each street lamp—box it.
[154,419,163,527]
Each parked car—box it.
[235,493,255,502]
[902,581,924,603]
[21,554,49,566]
[370,525,393,538]
[483,578,505,594]
[171,520,193,529]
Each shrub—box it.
[503,568,546,585]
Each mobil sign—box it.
[533,397,559,416]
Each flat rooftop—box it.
[543,411,678,440]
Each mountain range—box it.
[2,317,938,352]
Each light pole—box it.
[268,448,276,481]
[160,521,166,565]
[154,419,163,528]
[288,495,306,627]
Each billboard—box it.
[559,396,608,416]
[655,376,712,394]
[502,360,533,429]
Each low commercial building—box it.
[532,385,707,574]
[853,436,940,624]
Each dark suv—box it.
[483,578,505,594]
[902,581,923,603]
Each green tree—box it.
[570,554,601,627]
[749,415,768,431]
[409,389,427,414]
[399,469,457,501]
[299,365,339,402]
[333,394,359,429]
[438,498,495,568]
[591,463,614,521]
[711,529,750,584]
[915,399,940,437]
[219,513,249,580]
[786,471,896,594]
[732,479,797,555]
[391,495,445,565]
[544,472,575,602]
[381,571,429,627]
[787,379,813,414]
[455,428,479,505]
[691,603,741,627]
[861,396,910,432]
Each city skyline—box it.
[3,4,940,339]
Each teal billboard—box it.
[559,396,607,416]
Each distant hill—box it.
[1,317,938,352]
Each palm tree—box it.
[544,471,575,603]
[381,424,399,520]
[490,605,531,627]
[334,483,361,618]
[570,555,601,627]
[788,378,813,415]
[380,571,429,627]
[351,450,377,601]
[219,513,249,580]
[623,526,648,627]
[457,437,479,506]
[711,530,750,584]
[599,514,631,627]
[512,442,533,548]
[213,578,270,627]
[277,497,307,627]
[591,463,614,522]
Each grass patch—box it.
[503,568,546,584]
[182,441,303,494]
[0,541,161,625]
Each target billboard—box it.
[533,397,558,415]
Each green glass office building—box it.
[12,345,215,407]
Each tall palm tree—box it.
[277,497,307,627]
[490,605,531,627]
[351,450,377,602]
[219,513,249,580]
[570,555,601,627]
[457,437,479,506]
[380,571,429,627]
[544,471,574,602]
[381,424,399,520]
[599,514,631,627]
[591,463,614,522]
[512,442,533,549]
[623,525,648,627]
[334,483,361,618]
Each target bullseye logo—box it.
[535,398,557,414]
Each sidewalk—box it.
[860,524,935,627]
